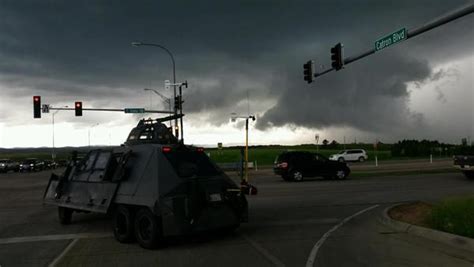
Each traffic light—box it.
[75,101,83,116]
[174,96,183,110]
[303,60,315,84]
[330,43,344,70]
[174,96,179,110]
[33,96,41,118]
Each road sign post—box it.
[375,28,407,51]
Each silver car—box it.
[329,149,368,162]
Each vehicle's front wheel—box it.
[358,157,365,162]
[114,205,135,243]
[338,157,345,163]
[335,170,348,180]
[290,170,303,182]
[58,207,73,225]
[134,208,162,249]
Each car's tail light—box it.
[197,147,204,152]
[162,146,172,153]
[277,162,288,168]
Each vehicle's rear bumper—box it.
[454,164,474,170]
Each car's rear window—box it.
[164,150,220,178]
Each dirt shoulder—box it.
[388,202,432,228]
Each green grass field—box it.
[207,146,391,166]
[0,144,450,165]
[429,196,474,238]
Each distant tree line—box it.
[390,139,468,157]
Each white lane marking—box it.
[0,232,111,244]
[305,205,379,267]
[48,238,78,267]
[242,234,286,267]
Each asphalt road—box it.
[0,168,473,267]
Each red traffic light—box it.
[33,96,41,118]
[75,101,83,116]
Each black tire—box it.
[58,207,73,225]
[463,171,474,180]
[334,169,348,180]
[113,205,135,243]
[338,157,345,163]
[290,170,303,182]
[134,208,162,249]
[358,157,365,162]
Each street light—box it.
[144,88,172,127]
[88,123,99,148]
[231,113,256,184]
[51,106,68,161]
[132,41,178,138]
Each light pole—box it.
[88,123,99,148]
[132,41,178,138]
[51,106,68,161]
[315,134,320,154]
[231,113,256,184]
[144,88,172,127]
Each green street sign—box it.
[124,108,145,114]
[375,28,407,52]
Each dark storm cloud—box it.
[0,0,472,138]
[256,51,432,133]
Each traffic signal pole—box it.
[47,107,174,114]
[311,3,474,80]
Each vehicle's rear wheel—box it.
[113,205,135,243]
[358,157,365,162]
[134,208,162,249]
[338,157,345,163]
[335,170,347,180]
[291,170,303,182]
[463,171,474,180]
[58,207,73,225]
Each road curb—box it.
[380,203,474,253]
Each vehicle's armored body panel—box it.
[44,119,248,248]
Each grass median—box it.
[390,196,474,239]
[429,197,474,238]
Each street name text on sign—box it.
[124,108,145,114]
[375,28,407,51]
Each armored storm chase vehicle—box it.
[44,118,248,249]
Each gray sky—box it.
[0,0,473,147]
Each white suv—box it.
[329,149,368,162]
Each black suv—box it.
[274,151,350,181]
